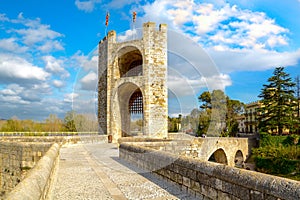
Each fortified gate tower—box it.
[98,22,168,142]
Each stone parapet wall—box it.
[0,142,52,196]
[118,137,172,144]
[119,137,257,167]
[119,140,191,155]
[119,143,300,200]
[5,143,60,200]
[0,134,107,198]
[0,135,108,144]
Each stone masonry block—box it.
[190,179,201,192]
[264,194,281,200]
[182,177,191,187]
[217,190,240,200]
[175,173,183,185]
[221,180,250,200]
[201,185,218,200]
[250,190,264,200]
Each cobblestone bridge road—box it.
[52,143,196,200]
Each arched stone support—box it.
[190,138,250,167]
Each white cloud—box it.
[72,50,98,71]
[117,29,140,42]
[193,3,232,34]
[0,84,23,96]
[14,22,63,46]
[43,55,69,78]
[21,83,52,102]
[0,53,50,83]
[107,0,139,9]
[137,0,300,74]
[64,93,79,103]
[208,48,300,73]
[166,0,194,26]
[0,14,73,120]
[80,71,97,91]
[38,40,64,52]
[53,80,64,88]
[168,73,231,97]
[0,38,28,53]
[0,94,29,105]
[0,83,52,106]
[6,13,65,53]
[75,0,101,12]
[0,13,9,21]
[138,1,289,50]
[139,0,177,28]
[0,95,71,120]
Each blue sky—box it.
[0,0,300,120]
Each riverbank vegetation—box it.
[253,133,300,181]
[0,111,98,132]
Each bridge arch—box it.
[195,138,250,167]
[208,148,228,165]
[234,150,244,168]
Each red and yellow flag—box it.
[132,11,137,23]
[105,12,110,26]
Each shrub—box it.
[283,134,299,146]
[253,133,300,178]
[259,132,287,147]
[255,156,300,175]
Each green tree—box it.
[74,114,98,132]
[294,76,300,134]
[198,90,227,136]
[197,110,210,136]
[1,119,23,131]
[64,111,77,132]
[226,99,244,136]
[258,67,296,135]
[199,91,211,109]
[198,90,244,136]
[168,114,182,132]
[45,114,63,132]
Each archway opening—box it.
[117,83,144,137]
[234,150,244,168]
[208,148,228,165]
[129,89,144,136]
[118,46,143,77]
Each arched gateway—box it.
[98,22,168,142]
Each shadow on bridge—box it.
[110,156,196,199]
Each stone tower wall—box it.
[143,23,168,137]
[98,22,168,142]
[98,38,108,135]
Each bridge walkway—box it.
[52,143,196,200]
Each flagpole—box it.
[132,11,136,40]
[105,11,109,37]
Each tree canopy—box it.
[198,89,244,137]
[0,111,98,132]
[258,67,298,135]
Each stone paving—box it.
[53,143,197,200]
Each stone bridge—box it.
[186,137,253,167]
[2,135,299,200]
[120,135,256,167]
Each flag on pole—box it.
[132,11,136,23]
[105,12,110,26]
